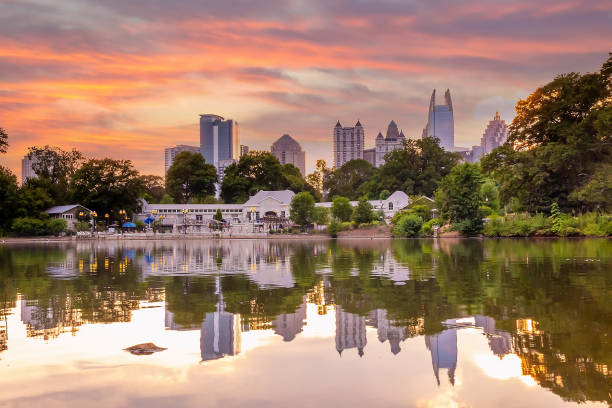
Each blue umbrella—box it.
[122,222,137,228]
[144,217,155,225]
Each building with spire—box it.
[471,111,509,162]
[333,120,364,168]
[271,134,306,176]
[422,89,454,151]
[375,120,406,167]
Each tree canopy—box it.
[221,152,317,203]
[0,127,8,154]
[166,151,217,204]
[324,159,374,200]
[290,192,315,229]
[482,53,612,213]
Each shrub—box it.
[352,196,373,224]
[11,217,67,236]
[479,205,494,217]
[327,220,340,237]
[392,214,423,237]
[421,218,443,236]
[74,221,91,232]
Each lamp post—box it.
[249,207,256,233]
[89,211,97,236]
[104,213,109,230]
[182,209,188,235]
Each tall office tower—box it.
[333,120,364,168]
[21,155,38,185]
[240,145,249,157]
[270,134,306,176]
[375,120,406,167]
[199,114,240,168]
[422,89,454,151]
[477,111,508,158]
[164,145,201,173]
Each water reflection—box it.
[0,239,610,407]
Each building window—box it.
[388,202,393,210]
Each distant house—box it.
[315,190,411,220]
[45,205,92,229]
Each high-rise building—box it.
[270,134,306,176]
[475,111,508,161]
[217,158,237,184]
[199,114,240,168]
[21,155,38,185]
[375,120,406,167]
[273,300,307,342]
[333,120,364,168]
[422,89,454,151]
[240,145,249,157]
[425,320,458,386]
[164,145,200,173]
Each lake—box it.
[0,238,610,407]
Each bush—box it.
[421,218,443,236]
[74,221,91,232]
[327,220,340,237]
[479,205,494,217]
[392,214,423,237]
[11,217,67,236]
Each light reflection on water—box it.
[0,238,610,407]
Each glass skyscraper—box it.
[422,89,454,151]
[199,114,240,167]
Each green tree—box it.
[0,127,8,153]
[166,151,217,204]
[392,214,423,237]
[0,166,20,232]
[435,163,485,236]
[290,192,315,230]
[281,163,321,201]
[72,158,144,218]
[480,180,500,212]
[25,145,84,204]
[378,190,391,200]
[306,159,331,195]
[312,206,330,226]
[482,54,612,212]
[221,152,287,203]
[139,174,165,203]
[331,196,353,222]
[569,164,612,212]
[352,196,373,224]
[214,208,223,221]
[18,181,54,218]
[160,194,174,204]
[324,159,374,200]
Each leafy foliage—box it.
[0,127,8,153]
[312,206,330,225]
[482,54,612,213]
[392,214,423,237]
[324,159,374,200]
[166,151,217,204]
[331,196,352,222]
[0,166,20,232]
[352,196,373,224]
[435,163,485,236]
[11,217,67,236]
[290,192,315,229]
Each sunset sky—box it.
[0,0,610,178]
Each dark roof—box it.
[335,121,342,127]
[46,204,90,214]
[355,120,362,127]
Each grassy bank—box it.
[483,212,612,237]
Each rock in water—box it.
[124,342,167,355]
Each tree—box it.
[312,206,330,226]
[480,180,500,212]
[221,152,315,203]
[357,137,460,199]
[435,163,485,236]
[324,159,374,200]
[25,145,84,204]
[331,196,352,222]
[379,190,391,200]
[166,151,217,204]
[352,196,373,224]
[306,160,331,196]
[0,166,20,232]
[139,175,165,203]
[18,181,54,218]
[160,194,174,204]
[72,158,144,218]
[0,127,8,153]
[214,209,223,221]
[568,164,612,212]
[392,214,423,238]
[290,192,315,230]
[482,54,612,213]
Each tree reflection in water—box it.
[0,238,610,404]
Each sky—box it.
[0,0,610,178]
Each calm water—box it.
[0,238,610,407]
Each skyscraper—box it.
[240,145,249,157]
[474,111,509,161]
[199,114,240,168]
[164,145,200,174]
[271,134,306,176]
[21,154,38,185]
[425,320,458,386]
[335,306,367,357]
[375,120,406,167]
[422,89,454,151]
[333,120,364,168]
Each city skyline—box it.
[0,1,610,179]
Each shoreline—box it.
[0,234,609,244]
